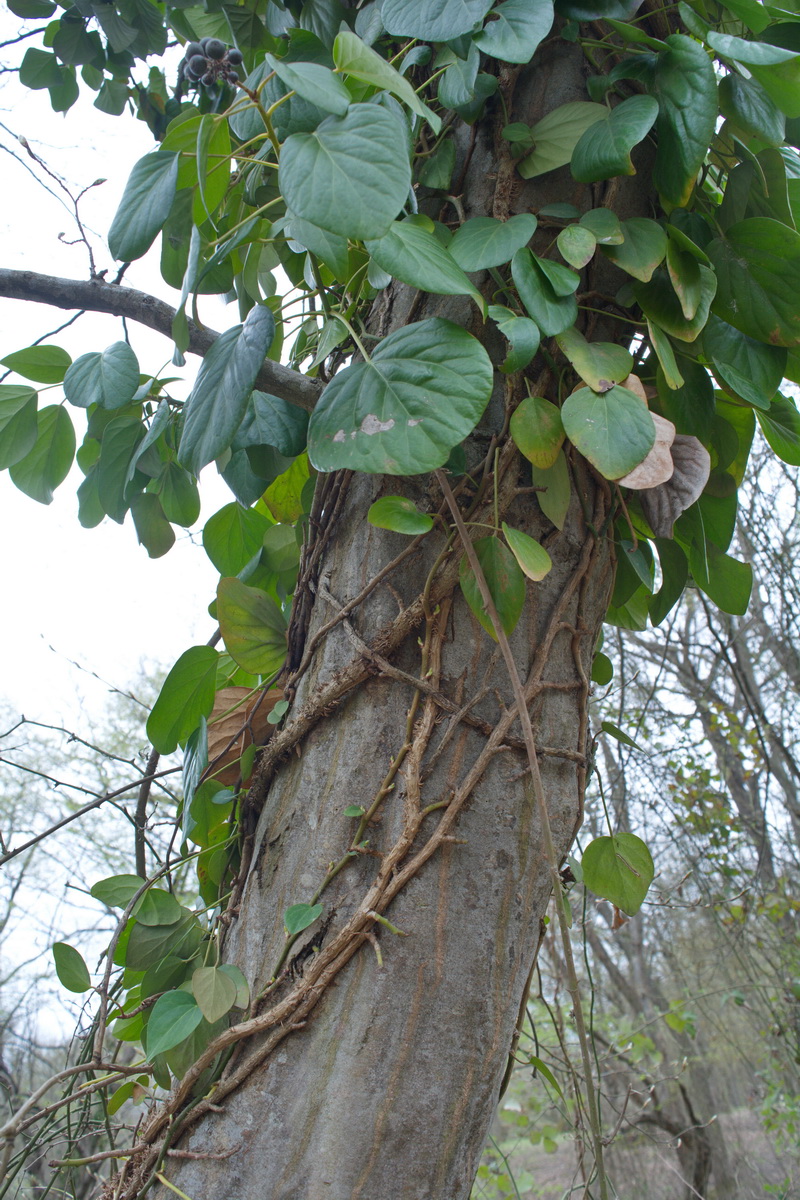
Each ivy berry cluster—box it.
[181,38,243,88]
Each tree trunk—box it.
[147,37,650,1200]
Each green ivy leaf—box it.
[652,34,717,206]
[365,217,484,311]
[561,385,655,480]
[509,395,565,468]
[133,887,183,927]
[108,151,179,262]
[145,991,204,1059]
[125,913,203,971]
[703,315,785,409]
[217,577,287,675]
[129,493,175,558]
[600,217,667,282]
[690,543,753,614]
[203,502,272,576]
[501,523,552,581]
[757,394,800,464]
[179,305,275,475]
[488,306,541,373]
[449,214,537,271]
[308,319,493,475]
[474,0,555,63]
[634,267,716,341]
[531,450,571,530]
[719,72,785,146]
[266,54,351,116]
[52,942,91,993]
[64,342,140,410]
[511,249,578,336]
[0,386,38,469]
[90,874,145,908]
[218,964,250,1009]
[146,645,219,754]
[557,225,596,269]
[9,405,75,504]
[367,496,435,535]
[556,326,633,391]
[192,965,238,1023]
[0,344,71,384]
[285,902,324,936]
[648,537,688,625]
[707,218,800,347]
[581,832,654,916]
[459,537,526,640]
[571,94,658,181]
[382,0,493,41]
[279,104,411,240]
[333,30,441,132]
[517,101,607,179]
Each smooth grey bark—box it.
[151,38,650,1200]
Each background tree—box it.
[2,0,800,1197]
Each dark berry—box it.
[185,66,200,80]
[188,54,207,74]
[199,38,211,51]
[226,69,239,83]
[206,38,226,60]
[184,41,203,59]
[227,48,243,65]
[202,71,215,86]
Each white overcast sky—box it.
[0,14,237,724]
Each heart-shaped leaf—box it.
[556,327,633,392]
[459,537,525,639]
[308,319,493,475]
[571,94,658,181]
[510,395,565,468]
[365,218,484,310]
[582,832,654,916]
[217,578,287,676]
[561,385,655,480]
[145,991,204,1059]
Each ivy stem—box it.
[436,469,610,1200]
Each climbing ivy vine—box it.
[3,0,800,1187]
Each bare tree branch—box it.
[0,268,323,413]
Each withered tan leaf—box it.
[639,434,711,537]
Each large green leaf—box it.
[473,0,555,63]
[719,72,785,146]
[707,218,800,347]
[703,315,785,409]
[708,31,799,66]
[179,305,275,475]
[510,395,565,468]
[63,342,140,410]
[236,391,309,459]
[488,305,540,373]
[108,151,179,262]
[333,31,441,132]
[279,104,411,240]
[217,577,288,675]
[0,344,71,384]
[307,319,493,475]
[266,54,351,116]
[192,966,238,1024]
[691,543,753,614]
[382,0,493,40]
[582,833,654,916]
[90,874,145,908]
[757,394,800,464]
[634,267,716,341]
[0,386,38,469]
[145,991,204,1059]
[511,249,578,336]
[557,225,597,269]
[146,645,219,754]
[9,405,75,504]
[459,537,526,640]
[365,217,484,309]
[561,385,655,480]
[96,417,144,522]
[517,101,607,179]
[652,35,718,206]
[571,95,658,182]
[203,502,273,576]
[52,942,91,993]
[449,214,537,271]
[531,449,571,529]
[657,357,714,440]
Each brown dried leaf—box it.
[619,373,648,404]
[639,434,711,538]
[618,413,676,489]
[204,686,284,786]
